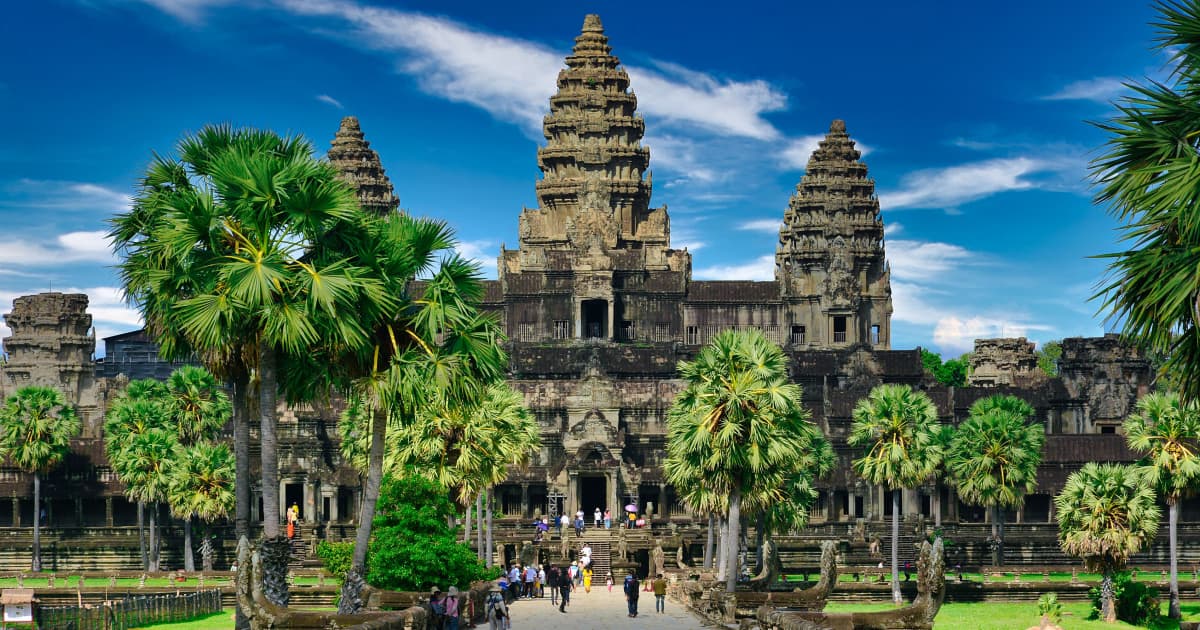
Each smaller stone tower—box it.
[1,293,96,402]
[327,116,399,215]
[775,120,892,349]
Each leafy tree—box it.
[1056,463,1160,623]
[0,387,81,572]
[945,394,1044,565]
[111,125,385,607]
[119,427,179,572]
[166,442,235,571]
[365,474,498,592]
[919,349,968,387]
[104,381,170,570]
[1037,341,1062,377]
[1089,1,1200,402]
[665,329,824,591]
[848,383,943,603]
[1123,392,1200,619]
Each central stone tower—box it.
[500,14,691,343]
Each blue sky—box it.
[0,0,1168,356]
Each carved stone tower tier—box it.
[327,116,399,216]
[775,120,892,349]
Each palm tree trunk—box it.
[137,501,147,571]
[148,503,158,573]
[716,517,726,579]
[463,499,472,544]
[1101,570,1116,623]
[232,374,251,630]
[485,487,495,568]
[755,512,766,572]
[475,493,484,560]
[704,513,714,568]
[339,403,387,615]
[258,344,290,609]
[1170,498,1180,620]
[725,487,741,592]
[31,472,41,572]
[183,516,194,572]
[933,486,942,528]
[891,489,901,604]
[996,506,1005,566]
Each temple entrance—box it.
[579,475,607,517]
[284,483,304,519]
[582,299,607,339]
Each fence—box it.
[33,589,222,630]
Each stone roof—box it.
[686,281,779,302]
[328,116,399,216]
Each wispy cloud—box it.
[316,93,343,108]
[454,240,497,279]
[1043,76,1128,103]
[2,179,131,214]
[694,255,774,281]
[778,134,871,170]
[879,156,1077,211]
[138,0,238,23]
[737,218,780,233]
[886,239,973,282]
[0,231,114,266]
[932,316,1053,355]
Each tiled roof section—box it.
[686,281,779,302]
[1043,434,1134,463]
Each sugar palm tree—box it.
[665,329,821,591]
[1123,392,1200,619]
[118,427,179,572]
[848,383,942,604]
[1056,463,1160,623]
[104,382,171,570]
[166,441,235,572]
[111,124,386,607]
[165,366,231,445]
[946,394,1044,566]
[1090,0,1200,402]
[0,387,82,572]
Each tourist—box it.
[583,566,592,593]
[559,513,568,537]
[445,585,461,630]
[623,571,640,617]
[606,572,614,592]
[523,564,537,598]
[568,561,579,591]
[547,564,560,605]
[603,509,611,529]
[485,584,508,629]
[286,504,297,540]
[537,565,546,598]
[507,564,521,599]
[558,565,572,613]
[627,510,636,529]
[652,573,667,613]
[593,506,601,528]
[574,515,585,537]
[429,586,447,629]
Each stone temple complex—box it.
[0,14,1177,570]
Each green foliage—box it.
[365,474,497,591]
[1037,341,1062,377]
[919,349,968,387]
[1124,392,1200,501]
[1087,572,1160,625]
[1056,463,1160,574]
[1037,592,1062,625]
[1089,0,1200,402]
[946,394,1045,510]
[848,383,943,490]
[316,540,355,580]
[0,386,82,474]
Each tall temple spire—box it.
[775,119,892,348]
[327,116,399,216]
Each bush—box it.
[316,540,354,580]
[366,474,500,592]
[1087,572,1160,625]
[1037,592,1062,625]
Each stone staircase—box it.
[583,539,611,580]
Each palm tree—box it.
[665,329,821,592]
[166,441,236,572]
[104,382,171,570]
[945,394,1044,566]
[119,427,179,572]
[1056,463,1160,623]
[111,124,385,607]
[0,387,82,572]
[1123,392,1200,620]
[848,383,942,604]
[1090,0,1200,402]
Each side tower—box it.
[500,14,691,343]
[327,116,399,216]
[775,120,892,349]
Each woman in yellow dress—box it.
[583,567,592,593]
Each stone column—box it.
[105,497,113,528]
[279,480,288,522]
[658,483,668,518]
[903,488,919,517]
[567,473,578,519]
[520,483,530,519]
[607,471,618,517]
[303,478,315,522]
[329,490,339,522]
[574,300,583,340]
[847,488,857,519]
[12,496,19,528]
[75,498,83,526]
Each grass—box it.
[822,570,1184,584]
[128,609,236,629]
[0,575,329,588]
[822,601,1200,629]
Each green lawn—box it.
[823,571,1184,584]
[823,601,1200,629]
[0,575,328,588]
[129,609,236,629]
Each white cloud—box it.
[454,240,497,279]
[1043,76,1127,103]
[879,157,1074,211]
[886,239,973,282]
[933,316,1053,356]
[316,93,344,109]
[630,63,785,141]
[737,218,780,233]
[778,134,871,170]
[138,0,239,22]
[884,222,902,236]
[0,287,142,356]
[694,255,774,281]
[0,231,114,266]
[4,179,131,214]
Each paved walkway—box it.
[493,587,707,629]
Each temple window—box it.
[654,322,670,342]
[686,326,699,345]
[553,320,570,339]
[791,325,806,345]
[871,324,881,345]
[619,320,635,341]
[833,317,848,343]
[582,300,608,339]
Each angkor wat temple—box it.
[0,15,1175,570]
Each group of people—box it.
[426,585,467,630]
[549,507,649,539]
[622,572,669,618]
[467,564,669,626]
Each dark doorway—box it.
[833,316,848,343]
[582,300,607,339]
[285,483,304,519]
[579,476,607,516]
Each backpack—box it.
[430,598,446,616]
[488,593,506,619]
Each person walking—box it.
[593,507,601,528]
[507,564,521,600]
[558,564,572,613]
[653,574,667,613]
[559,513,569,538]
[606,572,614,592]
[547,564,560,606]
[485,584,508,630]
[603,509,611,529]
[537,565,546,598]
[445,586,462,630]
[583,566,592,593]
[624,571,640,618]
[523,564,537,599]
[574,515,584,537]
